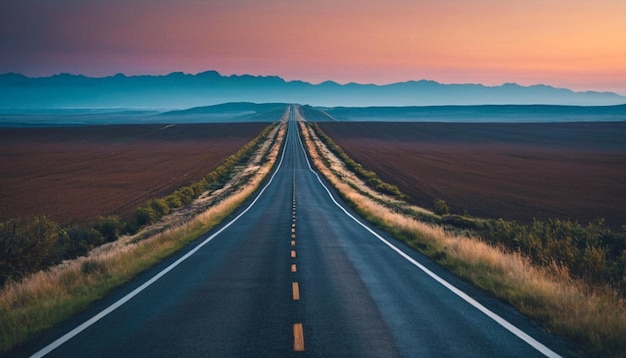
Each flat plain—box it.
[0,123,267,226]
[318,121,626,229]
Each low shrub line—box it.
[0,124,277,287]
[309,122,406,199]
[309,123,626,296]
[133,122,277,228]
[300,120,626,357]
[0,119,286,353]
[467,217,626,295]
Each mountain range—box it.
[1,71,625,109]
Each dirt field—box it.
[318,122,626,229]
[0,123,268,226]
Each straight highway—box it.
[21,105,572,357]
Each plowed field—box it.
[318,122,626,229]
[0,123,267,226]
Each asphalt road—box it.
[20,105,574,357]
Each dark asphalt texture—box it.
[17,106,575,357]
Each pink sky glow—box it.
[1,0,625,94]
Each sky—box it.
[1,0,625,95]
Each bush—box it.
[134,206,156,226]
[164,194,183,209]
[175,187,196,205]
[434,199,450,216]
[149,199,170,217]
[94,216,124,242]
[56,226,104,260]
[0,216,59,285]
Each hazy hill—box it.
[317,104,626,122]
[159,102,288,123]
[1,71,625,109]
[0,103,290,127]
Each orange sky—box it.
[1,0,625,94]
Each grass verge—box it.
[0,117,287,353]
[298,117,626,357]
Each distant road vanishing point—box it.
[23,105,571,357]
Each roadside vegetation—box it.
[0,117,286,353]
[302,119,626,357]
[0,124,277,287]
[310,122,626,297]
[311,124,405,199]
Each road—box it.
[21,105,572,357]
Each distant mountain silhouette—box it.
[1,71,624,108]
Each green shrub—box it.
[434,199,450,216]
[94,216,124,242]
[149,199,170,217]
[134,206,156,226]
[164,194,183,209]
[175,187,195,205]
[0,216,59,285]
[56,226,104,259]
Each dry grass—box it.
[299,118,626,357]
[0,118,287,353]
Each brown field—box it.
[0,123,268,226]
[318,122,626,229]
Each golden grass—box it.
[299,119,626,357]
[0,119,286,353]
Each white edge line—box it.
[295,119,562,358]
[31,114,292,358]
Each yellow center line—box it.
[293,323,305,351]
[291,175,304,352]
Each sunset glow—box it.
[1,0,625,94]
